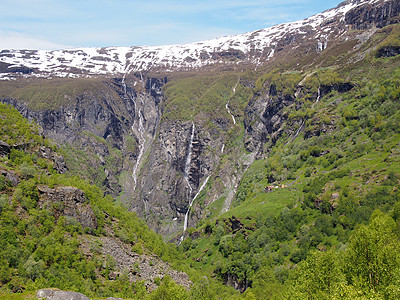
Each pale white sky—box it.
[0,0,343,50]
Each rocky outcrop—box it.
[79,235,192,292]
[0,140,10,156]
[345,0,400,30]
[0,139,67,174]
[244,91,295,154]
[376,45,400,57]
[38,146,68,174]
[0,169,20,187]
[37,289,90,300]
[37,185,97,230]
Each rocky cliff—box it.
[37,185,98,230]
[0,0,399,240]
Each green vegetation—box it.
[178,50,400,299]
[0,103,239,299]
[162,73,252,130]
[0,78,121,111]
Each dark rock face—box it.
[345,0,400,30]
[244,92,294,154]
[37,185,97,230]
[224,272,248,293]
[38,146,68,174]
[376,45,400,57]
[0,75,165,197]
[0,169,20,187]
[320,82,354,95]
[129,121,219,238]
[0,140,10,156]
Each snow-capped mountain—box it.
[0,0,398,79]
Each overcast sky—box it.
[0,0,344,50]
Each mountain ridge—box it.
[0,0,398,79]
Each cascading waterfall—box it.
[183,122,195,196]
[180,175,211,243]
[316,86,321,103]
[122,68,149,211]
[294,120,304,138]
[226,102,236,125]
[121,67,141,189]
[225,78,239,125]
[132,102,145,189]
[132,73,148,188]
[285,119,305,146]
[178,122,196,243]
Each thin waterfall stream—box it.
[122,69,149,212]
[225,78,239,125]
[183,122,195,196]
[180,175,211,243]
[316,86,321,103]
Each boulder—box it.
[37,289,90,300]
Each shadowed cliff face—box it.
[0,75,260,239]
[345,0,400,30]
[129,120,220,239]
[1,76,165,197]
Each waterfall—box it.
[285,120,305,145]
[316,86,321,103]
[183,122,195,196]
[226,102,236,125]
[123,69,146,214]
[233,78,239,94]
[226,79,239,125]
[132,101,145,190]
[294,120,304,139]
[180,175,210,243]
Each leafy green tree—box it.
[190,276,216,300]
[344,210,400,294]
[149,276,189,300]
[251,266,284,299]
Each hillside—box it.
[178,41,400,298]
[0,103,197,298]
[0,0,400,298]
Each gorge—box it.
[1,0,400,298]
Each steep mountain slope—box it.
[178,49,400,297]
[0,103,195,298]
[0,0,399,244]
